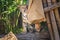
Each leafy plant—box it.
[0,0,27,34]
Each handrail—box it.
[44,2,60,12]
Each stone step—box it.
[16,32,49,40]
